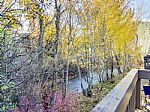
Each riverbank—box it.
[75,76,123,112]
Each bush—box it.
[11,92,78,112]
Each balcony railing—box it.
[91,69,150,112]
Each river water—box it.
[68,68,118,93]
[68,72,99,93]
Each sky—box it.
[20,0,150,33]
[132,0,150,19]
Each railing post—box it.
[136,79,141,109]
[125,88,136,112]
[133,88,136,111]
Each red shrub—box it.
[12,92,78,112]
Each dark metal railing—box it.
[144,55,150,69]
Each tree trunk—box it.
[51,0,60,106]
[106,64,109,80]
[65,4,72,96]
[122,51,126,77]
[115,55,122,76]
[110,56,114,79]
[38,15,44,87]
[71,40,83,93]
